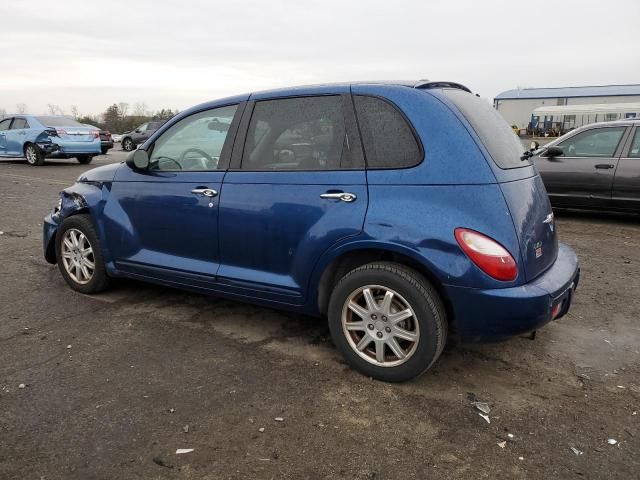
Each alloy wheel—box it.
[61,228,95,285]
[341,285,420,367]
[25,146,37,165]
[123,139,133,151]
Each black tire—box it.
[24,143,45,166]
[101,147,109,155]
[122,138,134,151]
[55,214,110,294]
[328,262,447,382]
[76,155,93,164]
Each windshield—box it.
[441,89,530,169]
[36,116,84,127]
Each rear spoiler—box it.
[414,81,472,93]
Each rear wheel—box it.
[55,214,110,294]
[328,262,447,382]
[24,144,44,166]
[76,155,93,164]
[122,138,134,151]
[101,147,109,155]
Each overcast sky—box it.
[1,0,639,117]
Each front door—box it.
[612,126,640,211]
[536,126,628,209]
[104,103,243,288]
[218,93,368,304]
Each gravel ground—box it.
[0,150,639,479]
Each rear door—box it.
[5,117,28,155]
[535,126,628,209]
[0,118,12,155]
[612,126,640,211]
[217,92,367,304]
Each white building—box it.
[493,84,640,130]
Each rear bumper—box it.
[44,139,101,157]
[445,243,579,342]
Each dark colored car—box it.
[84,125,114,154]
[121,121,163,151]
[43,81,579,382]
[533,119,640,213]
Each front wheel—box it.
[122,138,134,151]
[55,214,110,294]
[328,262,447,382]
[76,155,93,164]
[24,144,45,166]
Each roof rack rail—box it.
[414,81,472,93]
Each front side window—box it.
[241,96,354,171]
[628,130,640,158]
[11,118,28,129]
[0,118,11,131]
[149,105,237,171]
[354,95,422,169]
[557,127,626,157]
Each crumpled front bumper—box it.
[444,243,580,342]
[43,212,60,264]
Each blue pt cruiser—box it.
[43,81,579,381]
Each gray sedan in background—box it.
[532,119,640,213]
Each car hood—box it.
[77,162,123,183]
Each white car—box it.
[111,134,123,143]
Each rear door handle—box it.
[320,192,357,202]
[191,188,218,198]
[595,164,614,169]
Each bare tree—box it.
[47,104,59,115]
[118,102,129,118]
[16,103,27,114]
[71,105,79,119]
[0,108,7,118]
[134,102,148,116]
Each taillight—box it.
[45,129,58,137]
[56,128,67,135]
[92,130,100,138]
[105,131,112,139]
[454,228,518,281]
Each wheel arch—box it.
[312,242,454,326]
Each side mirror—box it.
[126,149,150,169]
[135,129,141,133]
[544,146,564,158]
[530,141,540,151]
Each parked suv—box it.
[43,81,580,381]
[121,121,163,151]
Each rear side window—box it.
[11,118,28,129]
[442,89,527,169]
[242,96,357,171]
[354,95,422,169]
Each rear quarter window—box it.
[354,95,422,169]
[441,89,528,169]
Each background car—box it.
[0,115,101,166]
[111,133,123,143]
[533,119,640,212]
[84,124,114,154]
[121,121,163,151]
[43,81,579,382]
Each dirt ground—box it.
[1,151,639,479]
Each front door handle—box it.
[320,192,357,202]
[191,188,218,198]
[595,164,614,169]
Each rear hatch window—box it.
[441,89,529,169]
